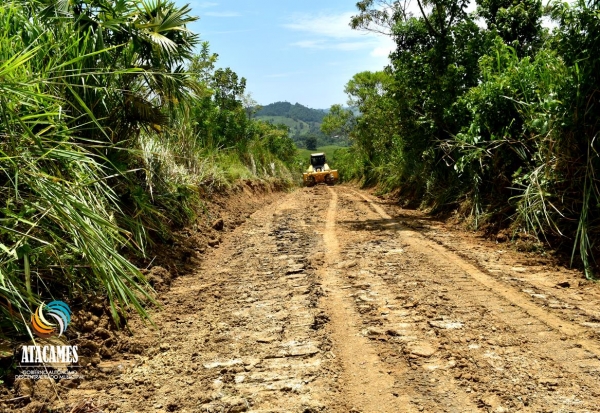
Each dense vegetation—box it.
[326,0,600,277]
[0,0,298,338]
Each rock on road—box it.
[61,185,600,413]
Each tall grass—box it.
[0,5,159,334]
[0,0,298,340]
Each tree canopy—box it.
[336,0,600,278]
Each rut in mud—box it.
[18,185,600,413]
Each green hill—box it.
[255,101,326,122]
[254,101,348,148]
[255,115,312,137]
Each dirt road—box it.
[51,186,600,412]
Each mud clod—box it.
[212,218,224,231]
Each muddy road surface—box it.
[51,186,600,412]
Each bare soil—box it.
[5,185,600,413]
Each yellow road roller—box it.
[303,153,339,187]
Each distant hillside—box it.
[254,101,349,149]
[255,115,312,136]
[255,101,326,123]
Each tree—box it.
[321,105,355,141]
[477,0,543,55]
[347,0,486,192]
[242,92,261,119]
[351,0,411,35]
[305,135,318,150]
[389,0,485,150]
[342,71,400,177]
[209,67,249,148]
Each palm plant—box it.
[0,0,202,336]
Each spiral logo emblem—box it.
[31,301,72,338]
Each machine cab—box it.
[310,153,327,172]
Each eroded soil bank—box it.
[4,185,600,413]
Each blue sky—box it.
[182,1,396,109]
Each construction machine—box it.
[303,153,338,187]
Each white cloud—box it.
[291,40,327,49]
[204,11,241,17]
[284,11,394,59]
[291,40,375,51]
[336,42,374,51]
[283,12,364,39]
[370,37,396,57]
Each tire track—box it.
[333,189,482,412]
[346,188,600,411]
[351,189,600,357]
[320,187,414,413]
